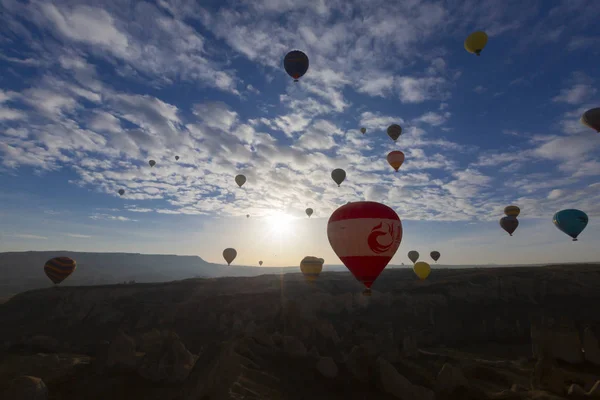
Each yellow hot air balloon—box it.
[235,174,246,188]
[464,31,488,56]
[300,256,324,283]
[223,248,237,265]
[387,151,405,172]
[413,261,431,280]
[504,205,520,217]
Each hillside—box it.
[2,264,600,399]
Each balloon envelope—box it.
[327,201,402,292]
[553,209,588,241]
[44,256,76,284]
[306,208,313,218]
[259,261,263,266]
[504,205,520,217]
[413,261,431,280]
[387,151,405,172]
[149,160,156,167]
[464,31,488,55]
[300,256,324,283]
[175,156,180,160]
[581,108,600,132]
[500,216,519,236]
[360,127,367,134]
[408,251,419,264]
[118,189,125,196]
[223,248,237,265]
[331,168,346,187]
[283,50,309,82]
[387,124,402,141]
[430,251,440,262]
[235,174,246,188]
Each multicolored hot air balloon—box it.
[44,257,76,285]
[306,208,314,218]
[300,256,324,283]
[175,156,180,161]
[235,174,246,188]
[327,201,402,296]
[387,124,402,141]
[430,251,440,263]
[259,260,263,266]
[553,209,589,241]
[413,261,431,280]
[504,205,520,217]
[283,50,309,82]
[581,108,600,132]
[408,251,419,264]
[223,248,237,265]
[360,127,367,134]
[500,216,519,236]
[387,151,405,172]
[464,31,488,56]
[149,160,156,167]
[118,189,125,196]
[331,168,346,187]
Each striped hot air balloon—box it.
[44,257,77,284]
[327,201,402,295]
[300,256,324,283]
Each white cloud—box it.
[66,233,92,238]
[396,76,449,103]
[553,84,597,105]
[547,189,563,200]
[414,111,450,127]
[11,234,48,240]
[473,85,487,94]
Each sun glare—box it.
[266,212,296,237]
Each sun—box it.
[266,211,295,237]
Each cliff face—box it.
[2,264,600,399]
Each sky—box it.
[0,0,599,267]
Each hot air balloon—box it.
[464,31,488,56]
[327,201,403,296]
[283,50,309,82]
[408,251,419,264]
[175,156,180,161]
[306,208,314,218]
[223,248,237,265]
[387,124,402,141]
[149,160,156,167]
[331,168,346,187]
[235,174,246,188]
[413,261,431,280]
[504,205,520,217]
[44,257,76,285]
[581,108,600,132]
[553,209,589,241]
[118,189,125,196]
[259,260,263,266]
[300,256,324,283]
[430,251,440,263]
[500,216,519,236]
[387,151,405,172]
[246,214,250,218]
[360,127,367,134]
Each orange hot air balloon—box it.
[44,256,77,284]
[327,201,403,296]
[387,151,405,172]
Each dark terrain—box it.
[2,263,600,399]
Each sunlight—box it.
[265,212,296,237]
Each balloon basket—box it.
[362,288,372,297]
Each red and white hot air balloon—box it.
[327,201,403,296]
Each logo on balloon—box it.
[367,222,399,254]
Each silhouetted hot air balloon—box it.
[223,248,237,265]
[360,127,367,134]
[553,209,588,241]
[44,257,76,285]
[408,251,419,264]
[246,214,250,218]
[300,256,324,283]
[118,189,125,196]
[283,50,309,82]
[430,251,440,263]
[387,124,402,141]
[581,108,600,132]
[500,216,519,236]
[175,156,180,161]
[464,31,488,56]
[149,160,156,167]
[235,174,246,188]
[413,261,431,280]
[331,168,346,187]
[259,260,263,266]
[387,151,405,172]
[306,208,313,218]
[327,201,403,296]
[504,205,520,217]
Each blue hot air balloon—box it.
[553,209,589,241]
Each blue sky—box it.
[1,0,599,267]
